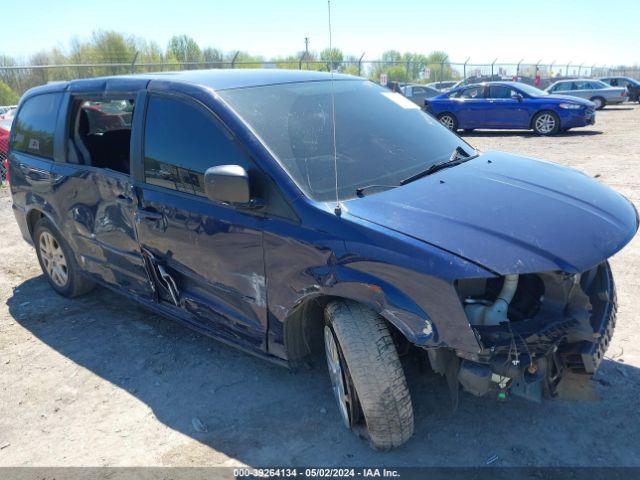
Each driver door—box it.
[134,92,268,348]
[484,85,529,128]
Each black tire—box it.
[437,112,458,131]
[591,96,606,110]
[33,217,95,298]
[324,300,414,450]
[532,111,560,135]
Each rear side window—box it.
[143,95,250,196]
[12,93,62,159]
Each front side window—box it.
[12,93,62,159]
[143,95,249,196]
[459,86,484,98]
[487,86,518,99]
[572,81,590,90]
[220,80,471,202]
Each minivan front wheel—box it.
[34,218,95,298]
[324,300,414,450]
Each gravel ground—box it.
[0,104,639,467]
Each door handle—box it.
[136,208,163,221]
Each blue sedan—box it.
[424,81,595,135]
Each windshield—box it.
[516,83,548,96]
[220,80,471,202]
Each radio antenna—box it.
[327,0,341,216]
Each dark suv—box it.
[8,70,638,450]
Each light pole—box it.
[463,57,470,80]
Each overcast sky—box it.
[2,0,638,66]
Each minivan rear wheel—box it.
[324,300,414,450]
[34,218,95,298]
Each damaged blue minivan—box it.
[8,70,638,450]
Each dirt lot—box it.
[1,104,639,467]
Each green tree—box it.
[167,35,203,67]
[202,47,223,68]
[320,48,343,71]
[381,50,402,66]
[425,51,457,81]
[386,65,408,83]
[0,81,19,105]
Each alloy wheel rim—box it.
[440,115,454,130]
[593,98,602,109]
[535,114,555,134]
[324,325,350,428]
[39,231,68,288]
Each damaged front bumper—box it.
[447,262,616,402]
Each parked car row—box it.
[418,76,640,104]
[424,81,596,135]
[545,79,627,109]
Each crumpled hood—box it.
[345,151,638,274]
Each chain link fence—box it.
[1,57,639,96]
[1,147,7,184]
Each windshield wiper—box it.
[355,184,397,198]
[400,146,478,185]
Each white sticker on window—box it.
[381,91,420,109]
[28,138,40,151]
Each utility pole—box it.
[304,37,310,69]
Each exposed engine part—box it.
[449,263,616,403]
[464,274,519,325]
[458,359,492,397]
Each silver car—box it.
[400,84,441,106]
[425,81,457,91]
[545,79,627,109]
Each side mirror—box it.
[204,165,250,205]
[511,93,523,101]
